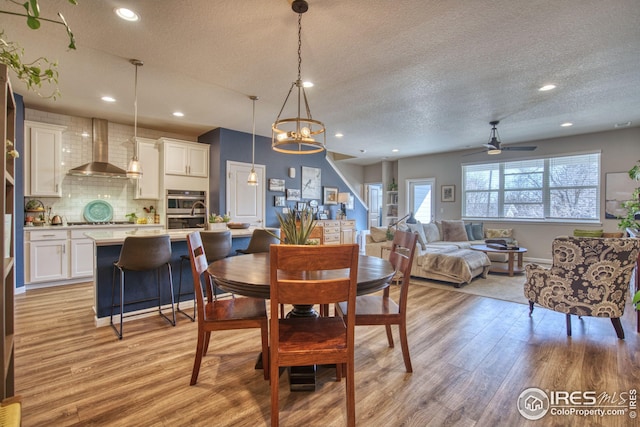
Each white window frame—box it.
[462,151,601,223]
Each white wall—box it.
[395,126,640,259]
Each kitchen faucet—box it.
[190,201,208,221]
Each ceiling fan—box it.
[466,120,537,155]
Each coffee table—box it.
[470,244,527,276]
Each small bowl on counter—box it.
[226,222,251,229]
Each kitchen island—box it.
[86,227,256,327]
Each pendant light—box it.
[247,95,259,185]
[126,59,143,179]
[272,0,326,154]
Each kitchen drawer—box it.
[26,230,68,241]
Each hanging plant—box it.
[0,0,77,98]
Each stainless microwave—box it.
[166,190,206,214]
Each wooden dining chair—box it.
[187,231,269,385]
[269,244,359,427]
[336,229,418,373]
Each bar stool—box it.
[110,234,176,340]
[236,228,280,254]
[177,230,232,321]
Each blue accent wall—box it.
[199,128,367,230]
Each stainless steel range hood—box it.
[68,118,128,178]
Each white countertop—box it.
[24,223,163,231]
[85,227,257,245]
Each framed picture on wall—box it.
[301,166,322,200]
[274,195,286,207]
[323,186,338,205]
[286,188,301,201]
[441,185,455,202]
[269,178,285,192]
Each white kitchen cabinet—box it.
[70,229,98,278]
[24,121,65,197]
[26,230,68,283]
[162,138,209,177]
[134,138,160,200]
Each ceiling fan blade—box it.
[463,150,489,156]
[502,146,537,151]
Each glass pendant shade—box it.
[247,168,258,186]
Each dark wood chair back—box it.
[187,231,269,385]
[269,243,359,426]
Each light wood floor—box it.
[13,279,640,426]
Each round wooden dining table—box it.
[207,251,395,390]
[207,252,396,311]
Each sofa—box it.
[365,220,517,287]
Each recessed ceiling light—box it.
[614,121,632,128]
[302,81,314,88]
[115,8,139,22]
[101,96,116,103]
[172,111,184,117]
[335,133,343,138]
[539,84,556,91]
[392,149,399,153]
[561,122,573,127]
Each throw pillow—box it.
[370,226,389,242]
[485,228,513,239]
[573,229,603,237]
[423,222,440,242]
[441,220,469,242]
[471,223,484,240]
[602,232,624,238]
[407,221,427,250]
[465,223,474,240]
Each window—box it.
[408,178,435,223]
[462,152,600,221]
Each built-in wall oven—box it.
[166,189,207,229]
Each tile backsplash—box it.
[24,109,196,223]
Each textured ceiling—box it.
[2,0,639,165]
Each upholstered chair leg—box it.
[566,314,572,336]
[528,301,534,316]
[611,318,625,339]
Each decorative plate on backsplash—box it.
[83,200,113,222]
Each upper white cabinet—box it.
[24,121,65,197]
[135,137,160,200]
[161,138,209,177]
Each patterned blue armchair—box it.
[524,236,640,339]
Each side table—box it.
[470,244,527,276]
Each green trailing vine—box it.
[0,0,78,98]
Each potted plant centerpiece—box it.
[270,206,317,245]
[208,213,231,230]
